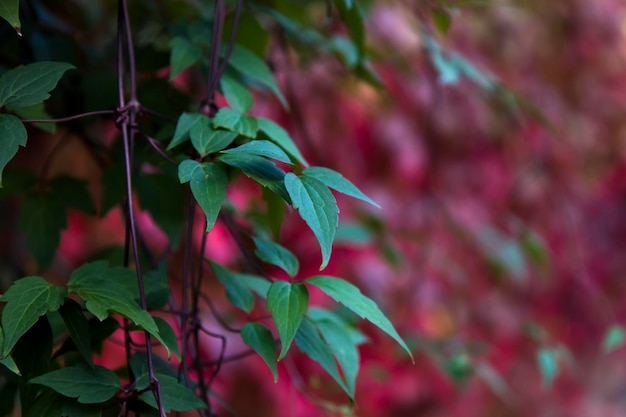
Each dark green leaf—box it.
[253,236,299,277]
[0,0,20,34]
[603,325,626,353]
[213,107,258,138]
[189,162,228,233]
[29,364,120,404]
[303,166,379,208]
[8,103,55,133]
[169,36,202,81]
[0,113,27,187]
[137,373,207,412]
[220,75,254,113]
[58,299,93,367]
[60,398,102,417]
[0,276,66,356]
[241,323,278,381]
[0,355,19,375]
[153,317,181,360]
[221,140,293,165]
[0,167,37,200]
[25,390,63,417]
[49,175,95,215]
[0,62,74,108]
[306,276,413,361]
[295,319,349,396]
[209,261,255,313]
[256,117,308,166]
[190,122,238,157]
[225,45,287,107]
[219,152,290,202]
[285,173,338,270]
[334,0,365,59]
[167,113,209,150]
[267,281,309,359]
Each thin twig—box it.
[21,109,115,124]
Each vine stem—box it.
[21,109,115,124]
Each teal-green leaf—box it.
[209,261,255,313]
[267,281,308,359]
[167,113,209,150]
[220,75,254,113]
[256,117,308,167]
[178,159,199,183]
[0,113,27,187]
[225,44,287,107]
[537,348,559,388]
[58,298,94,367]
[0,62,74,108]
[253,236,299,277]
[221,140,293,165]
[334,0,365,58]
[169,36,202,81]
[306,276,413,361]
[153,317,181,360]
[603,325,626,353]
[285,173,338,270]
[241,323,278,382]
[0,276,66,356]
[303,166,380,208]
[212,107,258,138]
[239,274,271,298]
[189,162,228,233]
[0,0,20,34]
[137,373,207,412]
[29,364,120,404]
[295,318,349,396]
[190,122,238,157]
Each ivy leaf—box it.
[267,281,309,360]
[169,36,202,80]
[0,113,27,187]
[603,325,626,353]
[49,175,96,215]
[0,276,66,357]
[189,162,228,233]
[256,117,308,167]
[208,261,255,313]
[220,75,254,113]
[225,44,287,107]
[0,62,74,108]
[0,0,20,34]
[167,113,209,150]
[190,122,238,157]
[253,236,299,277]
[137,373,207,412]
[285,173,338,270]
[58,298,94,367]
[295,318,349,397]
[29,364,120,404]
[303,166,380,208]
[221,140,293,165]
[306,276,413,361]
[153,317,181,360]
[213,107,258,138]
[241,323,278,382]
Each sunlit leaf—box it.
[169,36,202,80]
[220,75,254,113]
[267,281,309,359]
[0,114,27,187]
[213,107,257,138]
[221,140,293,165]
[241,323,278,381]
[0,62,74,108]
[306,276,413,361]
[303,166,380,208]
[253,236,299,277]
[256,117,308,166]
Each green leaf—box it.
[25,390,63,417]
[221,140,293,165]
[253,236,299,277]
[0,276,66,356]
[209,261,255,313]
[295,318,349,396]
[537,348,559,388]
[66,262,167,353]
[239,274,271,298]
[432,8,452,35]
[241,323,278,381]
[60,398,102,417]
[213,107,258,138]
[169,36,202,80]
[256,117,308,167]
[49,175,96,215]
[0,62,74,108]
[219,152,290,202]
[0,113,27,187]
[335,222,375,245]
[334,0,365,58]
[225,44,287,107]
[0,0,20,34]
[58,298,94,367]
[153,317,181,360]
[603,325,626,353]
[17,192,67,268]
[306,276,413,361]
[267,281,309,359]
[0,355,19,375]
[137,373,207,412]
[189,162,228,233]
[190,122,238,157]
[178,159,198,183]
[303,166,380,208]
[285,173,338,270]
[220,75,254,113]
[8,102,56,133]
[167,113,209,150]
[29,364,120,404]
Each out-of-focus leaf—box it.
[241,323,278,381]
[58,299,93,367]
[537,348,559,388]
[221,140,293,165]
[0,167,37,199]
[253,236,299,277]
[520,231,549,268]
[8,102,55,133]
[432,8,451,35]
[60,398,101,417]
[153,317,181,360]
[335,222,374,245]
[0,114,27,187]
[603,325,626,353]
[220,75,254,113]
[333,0,365,59]
[0,62,74,108]
[256,117,308,167]
[267,281,309,359]
[209,261,255,313]
[169,36,202,80]
[49,175,95,215]
[212,107,258,138]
